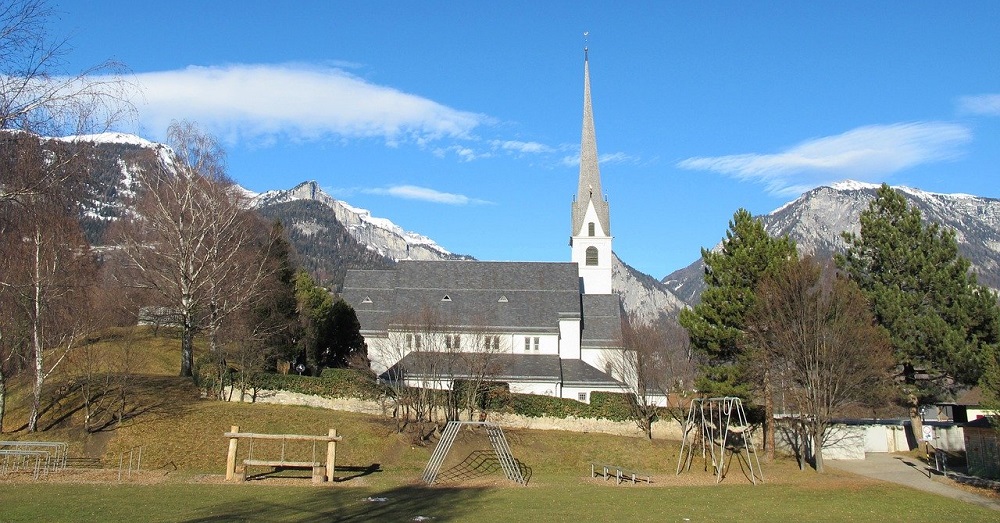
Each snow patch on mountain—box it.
[253,181,460,262]
[51,132,159,148]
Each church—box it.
[341,50,627,403]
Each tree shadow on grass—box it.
[179,484,489,522]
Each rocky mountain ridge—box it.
[251,181,470,264]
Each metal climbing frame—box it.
[676,397,763,484]
[421,421,526,485]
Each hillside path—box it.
[828,453,1000,512]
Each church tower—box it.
[570,48,613,295]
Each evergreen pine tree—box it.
[680,208,797,397]
[837,183,1000,439]
[326,299,367,368]
[294,270,335,375]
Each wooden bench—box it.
[591,462,652,485]
[224,426,342,483]
[242,459,326,483]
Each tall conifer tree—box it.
[838,183,1000,440]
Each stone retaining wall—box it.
[227,388,684,439]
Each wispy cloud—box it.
[432,144,490,162]
[364,185,491,205]
[958,94,1000,116]
[122,63,486,146]
[490,140,554,154]
[676,122,971,196]
[560,151,641,168]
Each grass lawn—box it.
[1,476,997,522]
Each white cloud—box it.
[676,122,971,196]
[958,94,1000,116]
[121,64,486,145]
[364,185,490,205]
[490,140,554,154]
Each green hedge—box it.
[507,391,636,422]
[238,368,384,401]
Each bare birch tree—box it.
[0,133,102,432]
[113,121,272,378]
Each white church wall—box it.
[581,348,615,375]
[510,381,560,397]
[515,333,559,355]
[558,318,582,360]
[563,386,592,403]
[365,335,398,377]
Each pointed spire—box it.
[572,47,610,237]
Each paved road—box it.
[828,453,1000,512]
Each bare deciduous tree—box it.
[453,325,506,422]
[747,256,893,472]
[113,121,272,378]
[0,0,132,131]
[381,308,453,438]
[605,319,696,439]
[0,0,133,204]
[0,134,101,432]
[73,326,147,433]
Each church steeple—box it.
[570,46,613,295]
[572,48,611,238]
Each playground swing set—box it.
[676,396,764,485]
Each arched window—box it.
[588,222,595,236]
[586,246,598,266]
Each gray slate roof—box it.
[343,260,584,335]
[383,352,621,389]
[581,294,623,349]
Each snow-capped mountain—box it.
[252,181,468,263]
[23,131,994,320]
[0,130,176,244]
[663,181,1000,305]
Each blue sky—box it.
[51,1,999,278]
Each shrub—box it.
[237,368,384,401]
[507,391,635,422]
